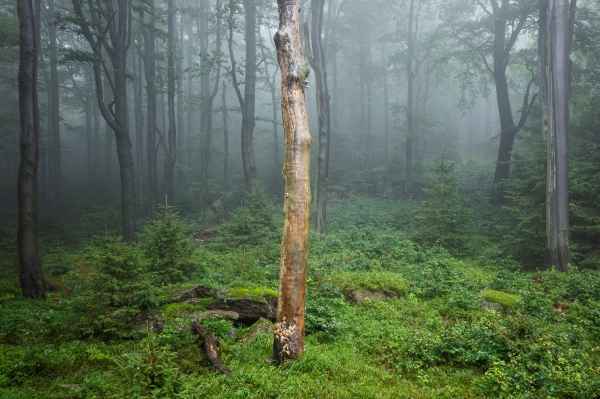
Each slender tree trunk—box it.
[242,0,258,188]
[177,8,184,184]
[132,49,144,201]
[85,93,93,196]
[141,2,158,219]
[199,0,221,214]
[17,0,47,299]
[405,0,415,197]
[545,0,575,271]
[273,0,312,363]
[46,0,61,214]
[103,75,113,185]
[165,0,177,204]
[382,42,389,164]
[92,79,100,195]
[222,80,228,211]
[186,19,194,174]
[308,0,330,234]
[259,43,282,199]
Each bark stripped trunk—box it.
[544,0,575,272]
[308,0,330,234]
[17,0,47,299]
[165,0,177,204]
[273,0,312,363]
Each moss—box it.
[225,287,278,300]
[325,272,406,295]
[482,289,520,308]
[0,294,14,304]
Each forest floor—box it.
[0,197,599,398]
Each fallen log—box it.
[191,322,232,377]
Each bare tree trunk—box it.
[273,0,312,363]
[46,0,61,214]
[405,0,415,196]
[141,0,158,219]
[545,0,575,272]
[308,0,330,234]
[165,0,177,204]
[17,0,47,299]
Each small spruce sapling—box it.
[139,203,198,284]
[415,151,467,253]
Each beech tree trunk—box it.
[273,0,312,363]
[199,0,222,214]
[382,42,390,164]
[405,0,415,196]
[141,0,158,219]
[17,0,47,299]
[227,0,258,189]
[165,0,177,204]
[242,0,258,188]
[544,0,575,272]
[222,80,228,211]
[308,0,330,234]
[46,0,61,214]
[72,0,138,242]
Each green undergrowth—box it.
[1,197,600,398]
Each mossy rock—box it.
[223,287,278,300]
[482,289,519,309]
[325,271,406,296]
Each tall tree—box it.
[165,0,177,203]
[199,0,222,214]
[405,0,416,196]
[227,0,258,189]
[306,0,330,234]
[45,0,61,214]
[273,0,312,363]
[72,0,138,242]
[140,0,158,219]
[543,0,577,271]
[17,0,47,299]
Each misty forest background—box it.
[2,0,600,397]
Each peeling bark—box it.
[273,0,312,363]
